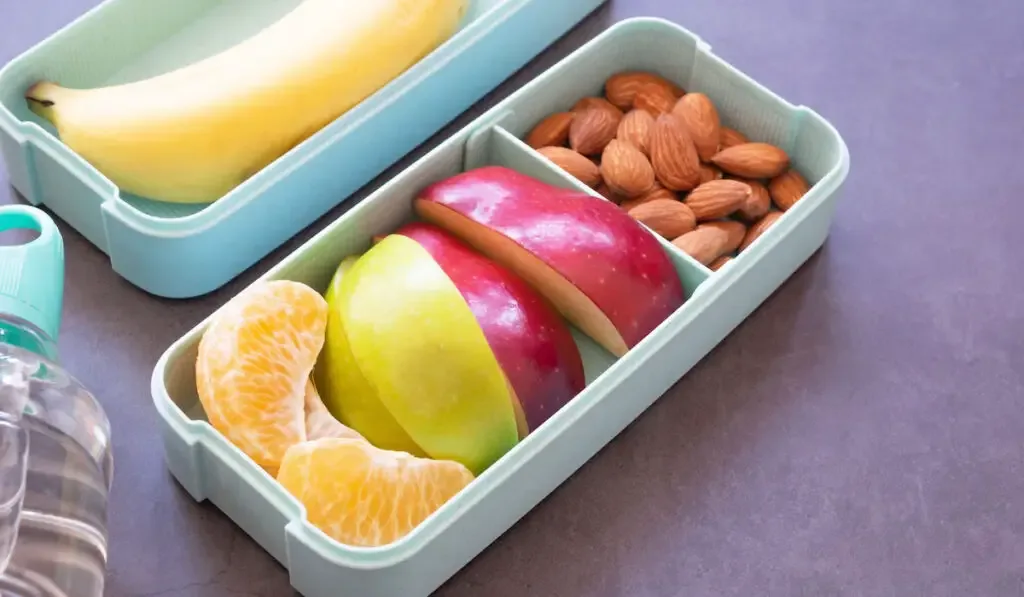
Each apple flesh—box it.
[313,256,425,456]
[415,165,686,357]
[395,222,586,436]
[329,234,520,474]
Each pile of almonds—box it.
[525,70,811,271]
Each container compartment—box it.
[0,0,607,297]
[152,16,849,597]
[154,115,710,597]
[493,18,842,184]
[495,20,845,256]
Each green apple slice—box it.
[314,256,424,456]
[338,234,520,474]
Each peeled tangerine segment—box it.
[338,234,520,474]
[195,280,328,473]
[303,379,365,442]
[278,438,474,547]
[314,256,424,455]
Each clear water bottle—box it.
[0,205,112,597]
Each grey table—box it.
[2,1,1022,595]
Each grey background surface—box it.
[2,0,1022,595]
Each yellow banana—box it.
[25,0,468,204]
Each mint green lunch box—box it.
[0,0,606,298]
[152,17,849,597]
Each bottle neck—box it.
[0,315,58,363]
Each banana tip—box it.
[25,81,60,120]
[25,81,57,103]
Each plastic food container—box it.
[152,17,849,597]
[0,0,607,298]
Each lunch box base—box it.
[152,17,848,597]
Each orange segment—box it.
[304,379,365,442]
[195,280,328,473]
[277,438,474,547]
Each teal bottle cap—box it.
[0,205,64,343]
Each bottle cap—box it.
[0,205,64,344]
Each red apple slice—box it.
[415,166,685,357]
[395,222,586,435]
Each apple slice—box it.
[303,378,366,442]
[334,234,521,474]
[313,256,424,456]
[415,165,686,357]
[395,222,586,435]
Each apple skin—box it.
[415,165,686,356]
[395,222,586,435]
[334,234,520,475]
[313,256,425,456]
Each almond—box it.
[634,83,677,116]
[683,179,750,221]
[709,255,733,271]
[595,182,622,203]
[627,199,696,239]
[537,146,601,187]
[604,71,683,111]
[671,92,721,162]
[571,96,623,118]
[525,112,574,149]
[711,142,790,178]
[768,169,810,211]
[617,109,655,156]
[730,177,771,221]
[601,139,655,198]
[649,114,702,191]
[698,163,722,184]
[697,220,746,253]
[671,227,730,266]
[569,107,620,156]
[719,127,748,149]
[739,211,783,251]
[619,183,676,212]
